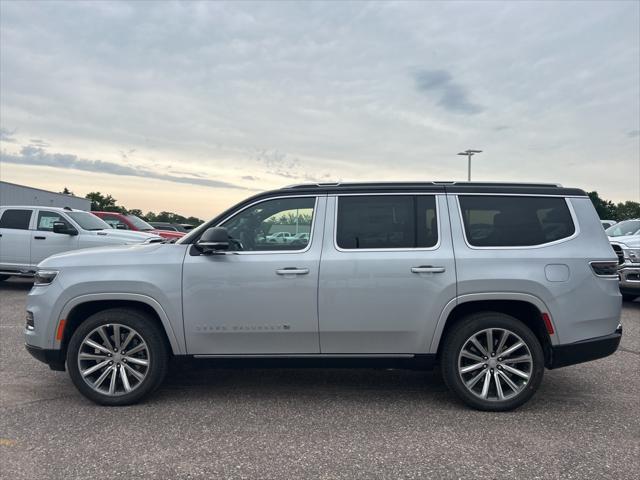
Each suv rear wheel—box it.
[67,308,168,406]
[441,312,544,411]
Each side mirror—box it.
[195,227,230,254]
[115,223,128,230]
[53,221,78,236]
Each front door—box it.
[318,194,457,354]
[30,210,79,264]
[182,195,325,355]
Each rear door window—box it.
[458,196,576,247]
[336,195,438,249]
[0,209,32,230]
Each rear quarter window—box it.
[458,196,575,247]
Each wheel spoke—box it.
[470,336,489,357]
[93,365,113,388]
[466,369,486,389]
[480,371,491,398]
[81,359,111,377]
[503,355,532,364]
[120,366,132,392]
[120,331,136,351]
[97,326,113,351]
[461,351,484,362]
[125,343,146,356]
[113,324,121,350]
[499,341,524,358]
[501,364,529,380]
[123,363,145,381]
[496,330,509,355]
[498,370,520,392]
[460,362,485,374]
[125,356,148,367]
[486,329,494,354]
[79,353,109,361]
[494,371,505,400]
[84,339,112,355]
[108,366,117,394]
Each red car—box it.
[92,212,185,240]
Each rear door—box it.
[30,210,79,264]
[318,194,457,354]
[0,208,34,269]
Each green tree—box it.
[588,191,617,220]
[85,192,124,212]
[60,187,74,195]
[615,201,640,221]
[127,208,144,218]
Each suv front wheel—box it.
[67,308,168,406]
[441,312,545,411]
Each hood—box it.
[90,229,162,243]
[38,242,173,268]
[609,235,640,248]
[151,229,185,239]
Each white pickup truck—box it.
[0,206,161,281]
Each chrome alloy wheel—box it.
[77,323,150,396]
[457,328,533,401]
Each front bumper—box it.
[25,344,66,371]
[618,263,640,294]
[549,325,622,369]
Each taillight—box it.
[590,261,619,277]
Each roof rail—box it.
[283,181,564,189]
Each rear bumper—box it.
[25,344,66,371]
[549,326,622,369]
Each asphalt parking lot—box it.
[1,278,638,479]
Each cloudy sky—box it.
[1,0,639,219]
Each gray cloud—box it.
[29,138,49,147]
[1,146,247,190]
[413,69,484,114]
[628,130,640,138]
[0,128,17,143]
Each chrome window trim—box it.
[332,193,442,253]
[214,195,321,255]
[455,195,580,250]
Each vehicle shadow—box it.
[0,278,33,291]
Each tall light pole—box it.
[457,149,482,181]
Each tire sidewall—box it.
[442,312,545,411]
[66,308,168,406]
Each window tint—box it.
[458,196,575,247]
[37,211,71,231]
[0,209,32,230]
[101,215,128,229]
[336,195,438,249]
[221,197,315,251]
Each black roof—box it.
[277,181,587,196]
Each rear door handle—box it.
[276,268,310,276]
[411,265,445,274]
[34,236,46,240]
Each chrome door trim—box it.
[332,193,443,253]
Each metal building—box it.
[0,181,90,210]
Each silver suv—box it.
[24,182,622,411]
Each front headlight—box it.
[624,248,640,263]
[33,270,58,286]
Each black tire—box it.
[622,294,638,302]
[441,311,545,411]
[67,308,169,406]
[0,275,10,282]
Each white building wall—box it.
[0,181,90,210]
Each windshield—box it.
[606,220,640,237]
[126,215,154,231]
[67,212,112,231]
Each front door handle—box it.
[34,236,46,240]
[411,265,445,274]
[276,268,310,276]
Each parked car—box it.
[600,219,617,229]
[607,219,640,302]
[0,206,161,281]
[25,182,622,410]
[180,223,196,231]
[92,212,184,240]
[266,231,293,243]
[148,222,187,233]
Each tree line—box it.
[61,189,205,226]
[588,192,640,221]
